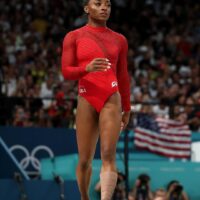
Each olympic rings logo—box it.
[9,145,54,171]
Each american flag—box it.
[134,113,191,159]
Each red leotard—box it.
[61,24,130,112]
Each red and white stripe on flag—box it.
[134,117,191,159]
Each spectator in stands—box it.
[40,73,55,109]
[13,106,32,127]
[185,97,200,131]
[34,107,52,127]
[152,98,169,119]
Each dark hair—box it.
[138,174,150,182]
[82,0,90,6]
[166,180,179,191]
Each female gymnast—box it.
[61,0,131,199]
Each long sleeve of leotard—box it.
[61,31,88,80]
[117,35,131,112]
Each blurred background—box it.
[0,0,200,200]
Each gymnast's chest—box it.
[76,36,120,64]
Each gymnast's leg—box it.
[76,96,99,200]
[99,92,122,200]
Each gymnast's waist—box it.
[78,77,119,95]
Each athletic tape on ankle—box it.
[100,171,118,200]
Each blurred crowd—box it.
[0,0,200,130]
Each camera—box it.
[137,174,149,189]
[167,181,184,200]
[173,184,183,195]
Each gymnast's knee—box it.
[77,158,92,170]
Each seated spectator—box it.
[34,108,52,127]
[152,98,169,119]
[185,97,200,131]
[13,106,32,127]
[40,75,54,109]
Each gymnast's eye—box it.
[94,2,101,6]
[106,2,111,7]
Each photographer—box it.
[129,174,153,200]
[166,180,189,200]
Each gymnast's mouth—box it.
[99,12,108,17]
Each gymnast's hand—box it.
[121,111,131,130]
[86,58,111,72]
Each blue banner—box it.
[0,126,100,175]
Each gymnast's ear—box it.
[84,6,89,14]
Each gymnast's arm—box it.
[117,35,131,129]
[61,31,88,80]
[61,31,110,80]
[117,35,131,112]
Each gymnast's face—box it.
[84,0,111,23]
